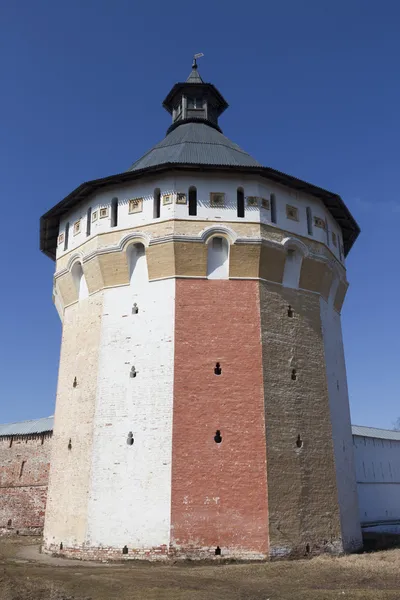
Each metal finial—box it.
[193,52,204,68]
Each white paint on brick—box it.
[320,296,363,551]
[85,277,175,549]
[43,295,104,549]
[57,173,344,264]
[353,434,400,526]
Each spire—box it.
[186,54,204,84]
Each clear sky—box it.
[1,0,398,428]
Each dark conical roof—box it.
[128,122,261,171]
[186,61,204,83]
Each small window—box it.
[92,210,98,222]
[154,189,161,218]
[188,186,197,216]
[111,198,118,227]
[86,208,92,236]
[64,222,69,251]
[187,97,203,109]
[73,220,81,235]
[100,207,108,219]
[306,207,313,235]
[332,231,337,247]
[270,194,277,224]
[237,188,245,218]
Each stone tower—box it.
[40,59,362,560]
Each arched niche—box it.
[207,236,229,280]
[71,262,89,300]
[281,237,308,290]
[127,243,148,287]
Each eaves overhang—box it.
[40,163,360,261]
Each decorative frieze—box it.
[286,205,299,221]
[162,194,173,205]
[210,192,225,208]
[261,198,270,210]
[129,198,143,214]
[314,216,326,230]
[176,192,187,205]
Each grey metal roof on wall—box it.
[128,122,262,171]
[352,425,400,441]
[0,416,54,437]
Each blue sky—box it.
[1,0,398,427]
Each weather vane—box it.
[193,52,204,67]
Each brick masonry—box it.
[171,279,269,559]
[259,281,343,557]
[0,434,52,535]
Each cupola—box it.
[162,55,228,133]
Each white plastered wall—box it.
[320,293,362,551]
[57,173,344,264]
[353,435,400,527]
[85,276,175,549]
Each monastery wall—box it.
[0,434,52,535]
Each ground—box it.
[1,537,400,600]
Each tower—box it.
[40,58,362,560]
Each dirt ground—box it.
[1,537,400,600]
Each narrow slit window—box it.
[214,362,222,375]
[214,430,222,443]
[111,198,118,227]
[19,460,26,478]
[291,369,297,380]
[86,208,92,236]
[64,222,69,251]
[237,187,245,218]
[270,194,277,224]
[306,207,313,235]
[154,188,161,219]
[188,186,197,216]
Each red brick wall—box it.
[0,434,52,534]
[171,279,268,557]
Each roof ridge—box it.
[352,424,395,431]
